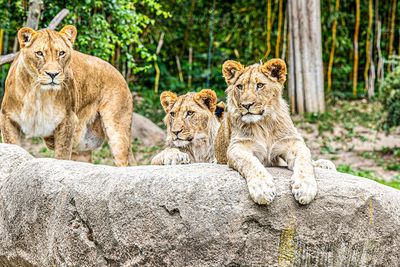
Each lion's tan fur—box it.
[0,26,134,166]
[151,89,221,165]
[215,59,318,205]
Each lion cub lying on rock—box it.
[215,59,332,205]
[0,26,134,166]
[151,89,224,165]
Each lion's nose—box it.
[241,102,254,110]
[172,129,182,136]
[45,71,60,79]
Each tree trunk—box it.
[289,0,304,114]
[288,0,324,114]
[281,4,288,61]
[26,0,44,29]
[364,0,374,96]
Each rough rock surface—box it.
[132,112,165,146]
[0,144,399,267]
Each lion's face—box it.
[160,89,218,148]
[17,26,77,91]
[222,59,287,124]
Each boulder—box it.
[0,143,399,266]
[131,113,165,147]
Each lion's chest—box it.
[11,90,66,137]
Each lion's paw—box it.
[247,177,276,205]
[164,150,191,165]
[291,177,317,205]
[151,149,191,165]
[313,159,336,171]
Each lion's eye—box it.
[35,51,44,57]
[237,84,243,90]
[256,83,264,89]
[170,112,175,117]
[186,111,195,117]
[59,51,65,57]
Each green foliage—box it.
[0,0,169,82]
[379,67,400,131]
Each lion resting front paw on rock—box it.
[151,89,224,165]
[0,26,135,166]
[215,59,319,205]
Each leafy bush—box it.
[379,67,400,131]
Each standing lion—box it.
[0,26,134,166]
[215,59,321,205]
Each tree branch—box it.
[47,9,69,30]
[0,8,69,66]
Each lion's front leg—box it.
[54,113,78,160]
[283,140,317,205]
[227,142,276,205]
[0,113,21,145]
[151,147,191,165]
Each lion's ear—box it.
[222,60,244,84]
[60,25,77,46]
[261,59,287,84]
[18,27,36,48]
[160,91,177,112]
[215,101,225,121]
[194,89,217,113]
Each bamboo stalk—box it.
[0,29,3,56]
[264,0,272,59]
[188,47,192,88]
[275,0,283,57]
[364,0,373,92]
[375,0,383,84]
[154,62,160,94]
[388,0,396,72]
[352,0,360,96]
[377,20,383,84]
[176,55,184,83]
[154,32,164,94]
[327,0,340,92]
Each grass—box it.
[91,139,163,165]
[337,164,400,190]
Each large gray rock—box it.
[0,143,399,267]
[131,113,165,146]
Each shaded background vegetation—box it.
[1,1,400,97]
